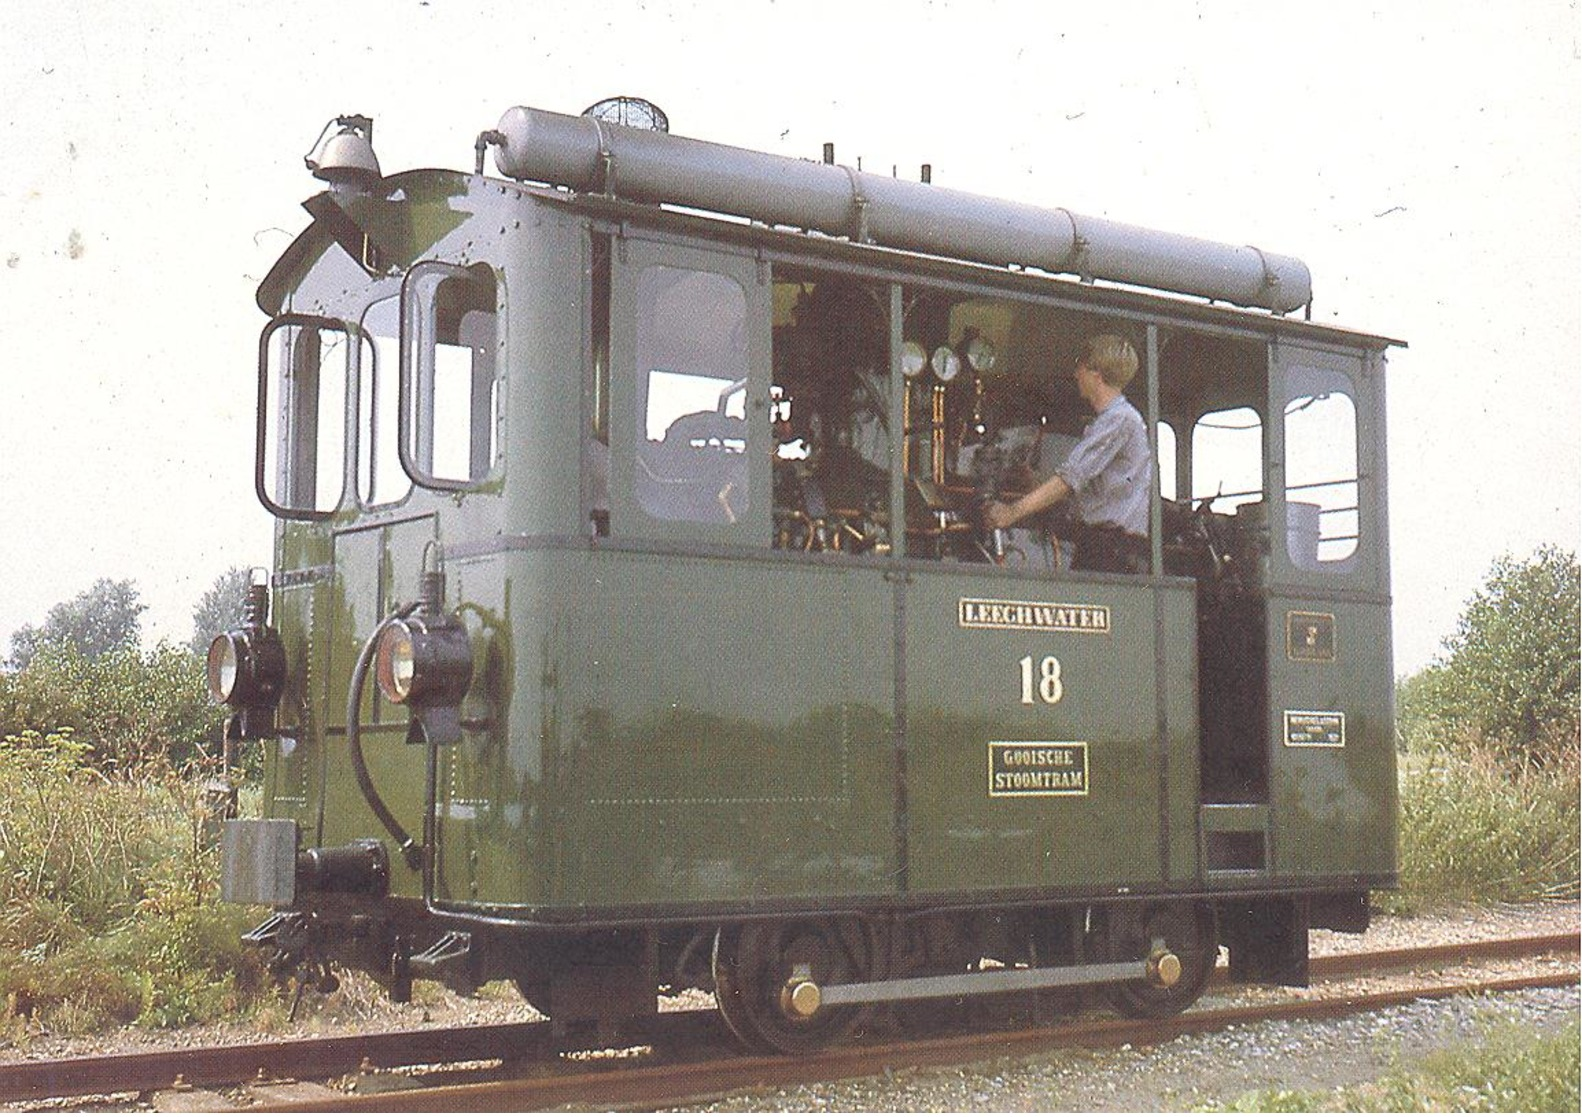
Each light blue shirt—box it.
[1055,394,1152,536]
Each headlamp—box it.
[374,615,470,709]
[206,629,285,707]
[372,568,474,745]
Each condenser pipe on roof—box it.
[489,105,1311,314]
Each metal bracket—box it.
[591,118,617,198]
[843,165,872,243]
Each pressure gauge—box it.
[931,345,961,382]
[901,340,928,378]
[965,335,997,374]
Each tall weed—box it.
[1396,725,1580,908]
[0,731,275,1033]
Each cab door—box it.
[1265,340,1396,881]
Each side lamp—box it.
[207,570,287,741]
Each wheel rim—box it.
[711,918,875,1054]
[1105,901,1217,1018]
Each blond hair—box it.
[1085,334,1139,389]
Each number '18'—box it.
[1018,655,1064,705]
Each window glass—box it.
[431,315,497,481]
[357,296,410,506]
[896,289,1150,574]
[770,269,890,554]
[1157,420,1177,501]
[403,265,499,488]
[634,266,750,523]
[1284,382,1359,568]
[1191,407,1263,513]
[260,317,349,516]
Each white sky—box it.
[1,0,1577,675]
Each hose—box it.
[346,602,423,869]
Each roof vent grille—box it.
[581,96,669,133]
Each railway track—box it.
[1,930,1574,1111]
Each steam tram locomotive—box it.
[213,99,1400,1053]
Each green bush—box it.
[1399,547,1579,764]
[0,640,221,771]
[1391,546,1581,908]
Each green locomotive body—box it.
[216,103,1399,1050]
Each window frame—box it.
[1269,340,1379,588]
[606,235,772,545]
[1273,345,1370,581]
[254,312,355,522]
[397,260,503,494]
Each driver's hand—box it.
[985,500,1017,530]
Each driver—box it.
[984,334,1151,574]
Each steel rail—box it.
[0,1019,556,1106]
[1283,930,1576,982]
[257,970,1582,1113]
[0,930,1573,1106]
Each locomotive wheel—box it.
[1104,900,1217,1019]
[711,917,876,1055]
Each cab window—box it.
[1284,373,1359,569]
[1157,420,1178,501]
[401,263,499,489]
[633,266,751,524]
[897,287,1148,573]
[259,314,351,519]
[770,267,890,554]
[1191,407,1264,513]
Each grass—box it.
[1391,727,1580,912]
[1208,1015,1581,1112]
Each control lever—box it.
[967,493,1008,564]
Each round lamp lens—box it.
[207,635,239,703]
[376,624,417,704]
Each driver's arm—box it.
[986,473,1073,529]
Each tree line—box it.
[1397,545,1579,764]
[0,568,248,770]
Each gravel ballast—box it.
[675,985,1578,1112]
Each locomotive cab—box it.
[217,103,1399,1051]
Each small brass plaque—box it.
[959,598,1111,634]
[988,741,1089,796]
[1284,710,1346,748]
[1286,611,1336,662]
